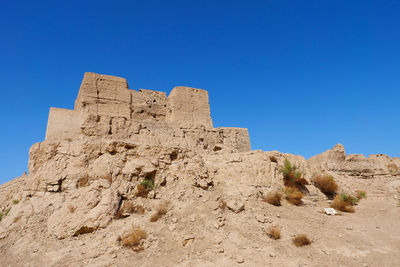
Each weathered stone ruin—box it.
[1,73,400,267]
[46,72,251,154]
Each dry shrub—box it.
[115,201,145,219]
[280,159,309,189]
[312,174,338,197]
[150,213,159,222]
[135,184,149,198]
[292,234,311,247]
[121,227,147,251]
[157,201,169,215]
[355,190,367,199]
[263,193,282,206]
[123,201,136,213]
[136,205,145,215]
[284,187,303,205]
[267,226,281,240]
[330,193,357,213]
[150,201,170,222]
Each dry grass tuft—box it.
[330,193,357,213]
[121,227,147,251]
[150,213,159,222]
[135,184,149,198]
[136,205,145,215]
[267,226,281,240]
[263,193,282,206]
[292,234,311,247]
[157,201,169,215]
[284,187,303,205]
[115,201,145,218]
[150,201,170,222]
[312,174,338,197]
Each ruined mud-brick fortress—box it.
[46,72,251,154]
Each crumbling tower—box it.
[45,72,251,154]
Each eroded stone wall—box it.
[166,86,213,129]
[131,89,167,121]
[46,72,251,154]
[75,72,131,118]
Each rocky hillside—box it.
[1,73,399,266]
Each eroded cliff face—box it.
[0,73,399,267]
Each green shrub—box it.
[12,200,19,205]
[4,208,11,216]
[0,208,11,221]
[340,193,358,204]
[140,179,154,190]
[279,159,309,189]
[280,159,301,180]
[355,190,366,199]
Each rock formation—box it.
[0,73,399,266]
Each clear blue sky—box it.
[1,0,399,184]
